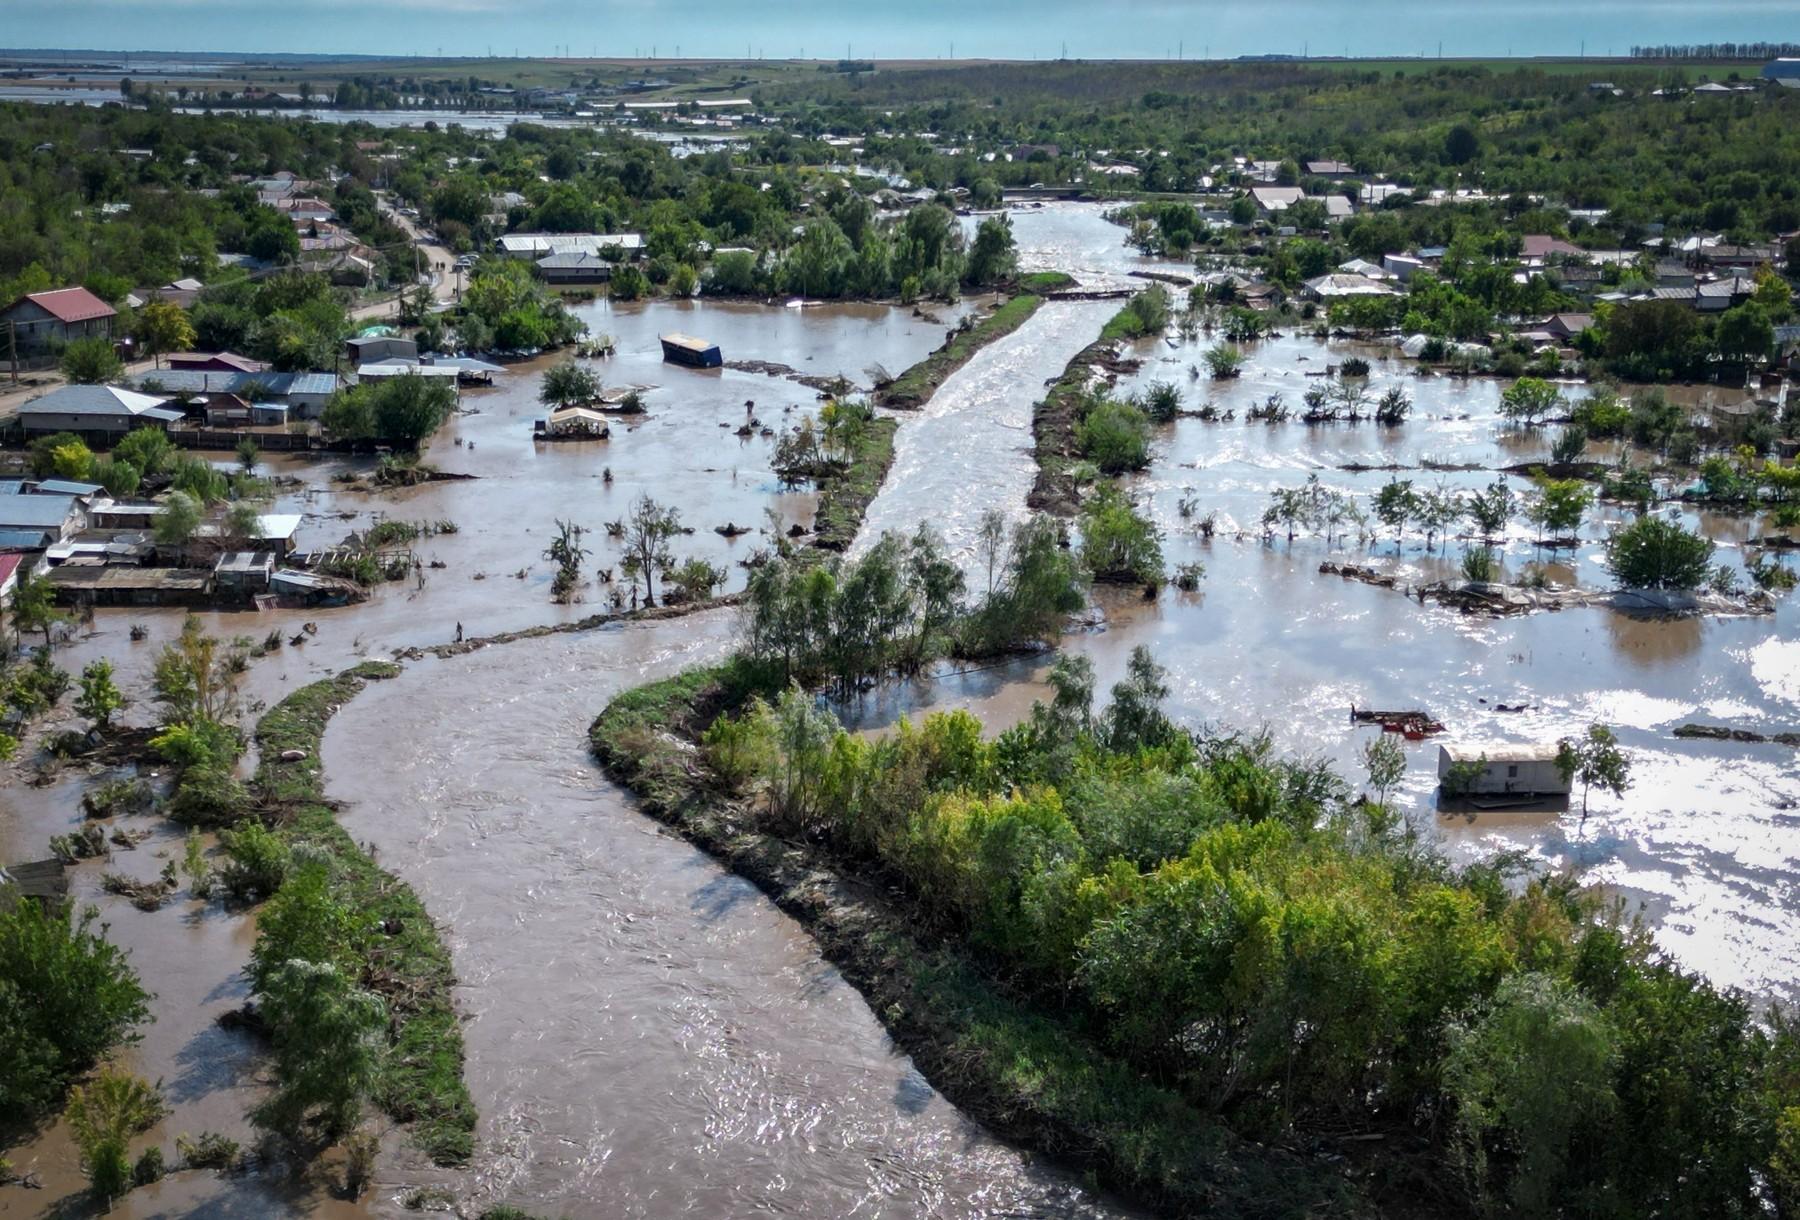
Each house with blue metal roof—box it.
[131,370,340,418]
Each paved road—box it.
[350,199,461,323]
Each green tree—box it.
[11,567,65,648]
[1715,302,1774,365]
[1374,477,1418,546]
[1079,485,1163,585]
[1362,732,1406,807]
[1499,376,1562,427]
[60,337,124,385]
[75,659,125,732]
[619,493,681,606]
[0,901,151,1116]
[114,427,174,479]
[540,360,601,409]
[1555,723,1632,818]
[1445,972,1618,1213]
[1603,514,1714,591]
[254,959,386,1139]
[370,373,456,446]
[153,490,203,548]
[965,214,1018,287]
[1527,477,1591,543]
[1465,476,1514,541]
[132,300,196,369]
[1077,400,1151,474]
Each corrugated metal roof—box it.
[0,496,76,529]
[20,385,171,418]
[0,529,51,549]
[11,287,116,324]
[136,370,338,398]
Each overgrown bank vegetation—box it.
[593,639,1800,1218]
[245,662,475,1164]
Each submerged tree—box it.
[1556,723,1632,818]
[619,494,681,607]
[540,360,602,409]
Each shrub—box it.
[1205,342,1245,378]
[151,719,243,771]
[1079,485,1164,585]
[175,1131,241,1170]
[67,1070,165,1202]
[1076,400,1151,474]
[1551,424,1589,465]
[217,819,290,899]
[1462,546,1497,583]
[1139,380,1182,424]
[168,765,253,827]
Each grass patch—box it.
[809,415,897,552]
[587,668,1354,1219]
[879,293,1047,409]
[1016,270,1076,294]
[252,660,476,1166]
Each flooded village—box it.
[2,48,1799,1220]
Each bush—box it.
[67,1069,165,1202]
[1076,400,1151,474]
[151,719,243,771]
[1205,342,1245,378]
[0,902,151,1117]
[1139,380,1182,424]
[1604,515,1715,591]
[1462,546,1497,583]
[1551,424,1589,465]
[217,819,290,899]
[168,765,253,827]
[1079,485,1163,585]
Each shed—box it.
[346,335,419,364]
[540,405,613,437]
[214,550,275,592]
[168,352,269,374]
[45,565,213,607]
[253,514,302,558]
[660,333,722,368]
[535,252,614,284]
[1437,743,1569,798]
[0,858,69,907]
[0,495,83,546]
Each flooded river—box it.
[2,202,1795,1216]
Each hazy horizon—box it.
[4,0,1797,63]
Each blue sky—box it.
[5,0,1796,60]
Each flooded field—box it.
[2,202,1796,1216]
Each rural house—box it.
[1,287,118,366]
[16,385,183,440]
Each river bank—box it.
[251,662,475,1167]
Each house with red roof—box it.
[0,287,118,364]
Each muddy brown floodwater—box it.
[320,617,1136,1218]
[4,202,1794,1218]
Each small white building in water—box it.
[1437,743,1569,798]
